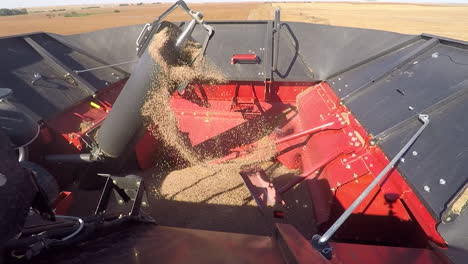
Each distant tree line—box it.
[0,8,28,16]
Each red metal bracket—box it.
[231,54,259,64]
[53,191,73,215]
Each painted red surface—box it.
[39,78,446,254]
[274,82,445,247]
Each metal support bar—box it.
[94,177,131,216]
[23,37,97,95]
[315,114,430,247]
[136,0,213,56]
[130,180,145,217]
[342,38,439,103]
[278,150,346,194]
[73,60,138,74]
[273,8,281,72]
[47,33,130,76]
[275,120,343,145]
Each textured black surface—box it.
[0,36,89,120]
[438,209,468,264]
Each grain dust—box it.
[141,22,226,166]
[141,22,295,210]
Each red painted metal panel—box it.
[277,82,446,246]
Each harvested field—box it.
[1,2,468,41]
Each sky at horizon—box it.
[2,0,468,9]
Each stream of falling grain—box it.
[140,22,289,207]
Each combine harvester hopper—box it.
[0,1,467,263]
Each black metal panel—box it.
[32,225,284,264]
[286,22,415,80]
[347,43,468,137]
[0,37,90,120]
[329,38,427,98]
[378,87,468,220]
[272,24,314,81]
[192,22,269,81]
[30,34,120,89]
[53,24,142,73]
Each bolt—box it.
[400,157,405,163]
[370,140,376,146]
[412,151,418,156]
[338,77,341,81]
[432,52,439,58]
[343,158,347,162]
[345,84,348,87]
[354,142,360,147]
[408,106,414,110]
[142,201,148,207]
[364,156,368,160]
[136,181,141,186]
[351,137,357,141]
[439,179,446,185]
[351,153,356,157]
[445,217,451,222]
[424,186,431,192]
[113,180,117,185]
[348,132,353,136]
[118,199,124,205]
[0,173,6,186]
[345,164,351,169]
[369,164,374,168]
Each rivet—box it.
[354,142,360,147]
[424,186,431,192]
[412,151,418,156]
[0,173,6,186]
[343,158,347,162]
[400,158,405,163]
[338,77,341,81]
[364,157,368,160]
[439,179,446,185]
[345,84,348,87]
[345,164,351,169]
[369,164,374,168]
[348,132,353,136]
[351,153,356,157]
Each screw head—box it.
[439,179,446,185]
[423,186,431,192]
